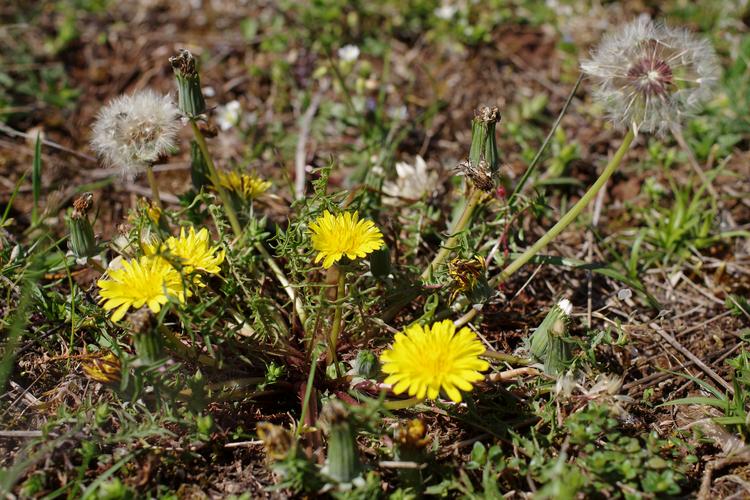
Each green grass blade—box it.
[31,132,42,225]
[1,171,28,226]
[658,396,728,410]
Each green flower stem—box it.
[190,120,306,328]
[145,164,162,210]
[383,396,424,410]
[189,120,243,238]
[328,269,346,377]
[497,129,634,283]
[454,130,635,328]
[160,326,219,368]
[254,242,307,327]
[507,73,583,209]
[421,189,486,281]
[297,343,323,439]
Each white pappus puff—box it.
[581,16,719,135]
[91,89,181,178]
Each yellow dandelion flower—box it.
[380,319,489,403]
[309,210,384,269]
[218,171,271,199]
[144,226,225,275]
[97,255,188,322]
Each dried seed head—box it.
[581,17,719,135]
[170,49,207,117]
[72,192,94,219]
[475,105,500,124]
[91,90,180,178]
[448,255,486,301]
[169,48,198,77]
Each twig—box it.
[488,367,540,382]
[0,430,43,438]
[295,89,323,199]
[379,461,427,470]
[508,72,583,208]
[670,123,719,200]
[0,122,96,162]
[699,453,750,500]
[224,440,263,448]
[124,184,180,204]
[649,322,734,395]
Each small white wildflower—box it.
[338,44,360,63]
[435,3,457,20]
[91,89,181,178]
[581,17,719,135]
[382,155,439,206]
[216,100,242,131]
[557,298,573,317]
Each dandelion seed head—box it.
[91,89,181,178]
[581,17,719,134]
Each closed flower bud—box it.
[67,193,98,259]
[469,106,501,174]
[320,400,362,483]
[528,299,573,375]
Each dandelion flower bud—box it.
[320,400,362,483]
[528,299,574,375]
[581,17,719,135]
[170,49,207,118]
[91,90,181,178]
[67,193,98,259]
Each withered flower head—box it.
[394,418,430,450]
[581,17,719,134]
[256,422,294,461]
[448,255,486,301]
[475,105,500,124]
[81,351,121,384]
[72,193,94,219]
